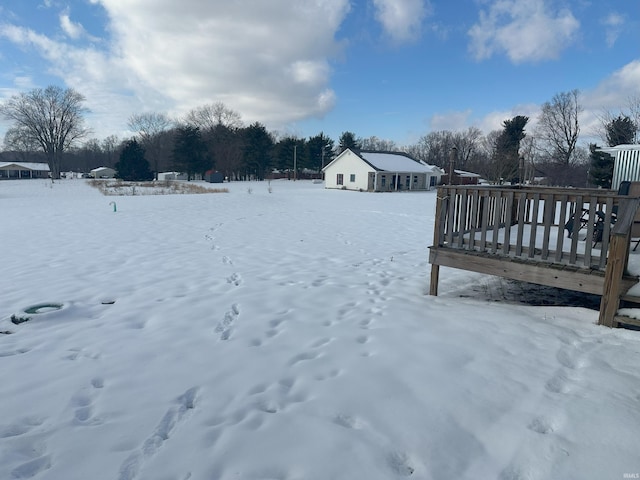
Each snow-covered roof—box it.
[358,151,439,173]
[598,144,640,153]
[453,169,481,178]
[91,166,115,173]
[0,162,50,171]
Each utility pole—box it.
[294,145,297,181]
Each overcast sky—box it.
[0,0,638,146]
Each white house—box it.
[600,144,640,189]
[90,166,116,179]
[0,162,50,179]
[322,149,442,192]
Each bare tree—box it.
[101,135,120,167]
[183,102,243,131]
[629,95,640,143]
[0,85,88,179]
[453,127,484,170]
[359,136,397,152]
[536,89,582,165]
[3,126,41,162]
[128,112,173,178]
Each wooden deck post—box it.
[598,197,638,327]
[429,187,446,296]
[599,234,628,327]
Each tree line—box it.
[1,85,638,186]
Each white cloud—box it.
[468,0,579,63]
[101,0,352,127]
[584,60,640,111]
[602,12,625,48]
[1,0,352,138]
[429,110,472,131]
[372,0,431,43]
[59,11,84,40]
[580,59,640,140]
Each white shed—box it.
[90,167,116,178]
[158,171,188,181]
[322,149,442,192]
[601,144,640,190]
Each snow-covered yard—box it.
[1,179,639,480]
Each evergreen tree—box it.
[338,131,360,153]
[274,137,299,175]
[172,125,211,180]
[493,116,528,183]
[606,115,636,146]
[241,122,273,180]
[307,133,334,171]
[588,143,613,188]
[114,139,153,181]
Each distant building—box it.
[204,170,224,183]
[90,167,116,179]
[158,171,188,181]
[322,149,443,191]
[441,169,481,185]
[600,144,640,190]
[0,162,50,179]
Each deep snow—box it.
[1,179,639,480]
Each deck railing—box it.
[433,185,631,269]
[429,185,640,327]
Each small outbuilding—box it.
[441,169,481,185]
[158,171,188,181]
[600,144,640,190]
[0,162,50,179]
[90,167,116,179]
[204,170,224,183]
[322,149,442,191]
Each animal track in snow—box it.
[64,347,101,361]
[215,304,240,340]
[387,451,415,476]
[0,347,30,357]
[1,417,51,479]
[71,378,105,426]
[310,337,333,348]
[527,416,558,434]
[117,387,199,480]
[334,413,363,429]
[314,368,342,381]
[226,272,242,286]
[288,351,321,366]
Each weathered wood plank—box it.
[528,193,540,258]
[599,234,629,326]
[429,247,637,296]
[555,195,568,263]
[479,190,490,250]
[541,194,554,259]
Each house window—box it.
[337,173,344,185]
[350,174,356,182]
[405,176,410,187]
[414,176,418,183]
[381,175,386,187]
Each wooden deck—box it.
[429,185,640,327]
